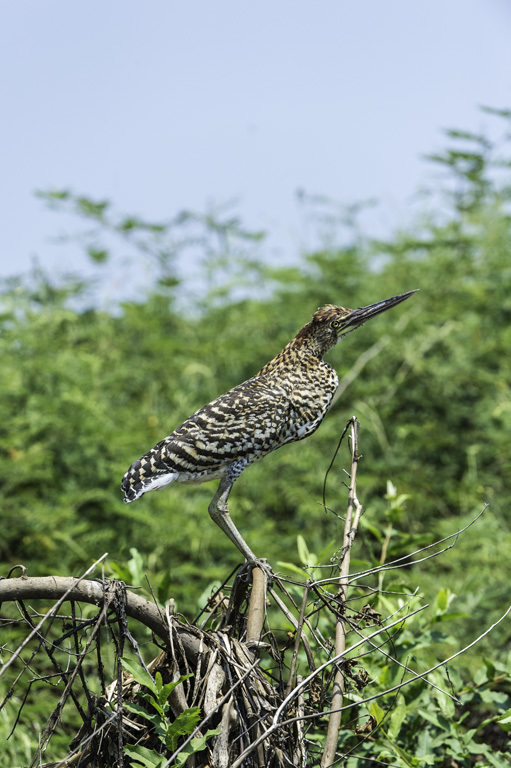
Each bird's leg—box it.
[208,471,258,563]
[208,464,273,583]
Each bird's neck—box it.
[258,324,335,376]
[294,321,337,356]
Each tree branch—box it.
[321,417,362,767]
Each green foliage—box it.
[271,524,511,765]
[0,699,35,766]
[349,647,511,767]
[334,573,511,766]
[120,659,218,766]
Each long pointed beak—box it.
[343,290,419,329]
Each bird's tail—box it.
[121,451,178,502]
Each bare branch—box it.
[0,573,202,669]
[0,555,109,678]
[321,417,362,767]
[245,566,267,646]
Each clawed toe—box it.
[238,558,274,587]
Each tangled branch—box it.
[0,418,503,767]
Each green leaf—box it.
[139,692,165,718]
[158,276,180,288]
[386,694,407,740]
[119,216,139,231]
[435,611,469,622]
[123,744,166,768]
[120,658,156,694]
[417,708,450,732]
[123,701,160,725]
[483,657,496,680]
[435,588,449,612]
[431,673,456,719]
[358,516,383,540]
[415,726,436,763]
[369,700,386,725]
[173,729,220,768]
[76,196,109,219]
[435,587,456,614]
[156,673,193,708]
[483,750,511,768]
[127,546,145,585]
[155,670,164,692]
[276,560,309,578]
[497,708,511,732]
[87,246,109,263]
[165,707,202,752]
[297,535,310,565]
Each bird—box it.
[121,290,417,565]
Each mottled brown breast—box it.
[258,343,339,442]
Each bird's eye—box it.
[331,320,341,329]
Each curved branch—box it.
[0,575,201,659]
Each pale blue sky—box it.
[1,1,510,299]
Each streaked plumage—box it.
[122,291,417,562]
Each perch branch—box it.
[245,566,267,646]
[321,416,362,768]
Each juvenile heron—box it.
[122,291,417,563]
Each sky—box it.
[1,1,511,301]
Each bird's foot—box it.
[238,558,274,588]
